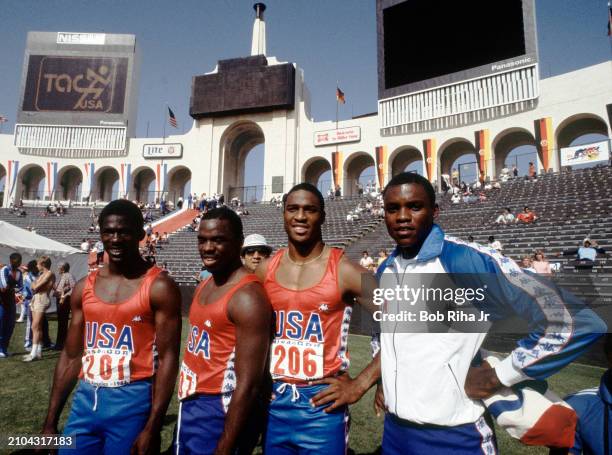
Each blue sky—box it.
[0,0,610,195]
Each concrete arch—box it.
[16,164,46,201]
[491,127,539,177]
[388,146,424,177]
[93,166,119,202]
[437,137,478,184]
[343,151,375,197]
[555,113,609,149]
[167,165,192,202]
[219,120,265,200]
[301,156,331,189]
[130,166,156,203]
[57,165,83,201]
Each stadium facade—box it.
[0,1,610,208]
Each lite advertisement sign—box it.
[143,143,183,159]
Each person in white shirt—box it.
[487,236,502,252]
[451,193,461,204]
[495,208,515,224]
[359,251,374,269]
[80,239,90,253]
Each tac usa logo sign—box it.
[22,55,128,113]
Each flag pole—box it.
[163,104,167,144]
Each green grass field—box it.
[0,320,603,454]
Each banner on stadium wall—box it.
[423,139,437,182]
[331,151,343,189]
[155,163,168,195]
[534,118,554,171]
[143,143,183,159]
[475,129,491,179]
[560,140,610,166]
[7,160,20,200]
[120,163,132,198]
[375,146,387,189]
[82,162,95,199]
[314,127,360,147]
[45,161,58,198]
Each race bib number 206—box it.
[82,348,131,387]
[271,339,324,380]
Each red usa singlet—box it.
[264,247,351,384]
[178,274,261,400]
[80,266,162,387]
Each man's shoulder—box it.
[565,387,602,416]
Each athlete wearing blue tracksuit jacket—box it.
[376,172,606,454]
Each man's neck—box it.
[107,256,149,278]
[211,260,243,286]
[288,238,325,261]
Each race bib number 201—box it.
[82,348,131,387]
[271,339,324,381]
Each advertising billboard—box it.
[560,140,610,167]
[21,56,128,114]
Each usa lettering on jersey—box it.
[271,310,325,380]
[82,322,135,387]
[187,325,211,359]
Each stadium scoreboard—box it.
[17,32,140,137]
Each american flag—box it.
[168,107,178,128]
[0,115,7,123]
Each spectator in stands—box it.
[478,192,487,202]
[495,208,515,225]
[359,251,374,270]
[53,262,75,350]
[451,168,459,186]
[335,185,341,199]
[487,236,502,253]
[161,262,169,272]
[467,235,475,243]
[145,222,153,237]
[161,232,169,243]
[377,249,388,267]
[532,251,552,275]
[451,193,461,204]
[558,239,607,267]
[499,167,511,182]
[559,333,612,455]
[528,162,537,180]
[177,196,184,210]
[94,239,105,266]
[357,182,364,197]
[512,165,518,178]
[327,188,335,201]
[519,256,536,273]
[516,206,537,224]
[17,208,27,217]
[188,193,193,209]
[241,234,272,273]
[144,208,153,223]
[80,238,90,253]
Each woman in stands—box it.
[532,251,553,275]
[23,256,55,362]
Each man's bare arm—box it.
[42,279,86,433]
[131,273,182,454]
[311,258,381,412]
[215,282,272,455]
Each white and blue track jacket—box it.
[376,224,606,426]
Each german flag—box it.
[336,87,345,104]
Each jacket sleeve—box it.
[442,241,607,386]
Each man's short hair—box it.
[201,207,244,241]
[27,260,37,272]
[284,183,325,212]
[98,200,144,233]
[60,262,70,272]
[9,253,21,262]
[383,172,436,207]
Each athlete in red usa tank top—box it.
[42,200,182,454]
[255,184,379,454]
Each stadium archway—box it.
[220,120,265,201]
[131,166,156,204]
[438,138,478,185]
[57,166,83,201]
[492,128,539,177]
[556,113,609,149]
[167,165,192,203]
[302,157,331,194]
[16,164,46,201]
[389,146,424,177]
[344,152,375,197]
[93,167,119,202]
[0,164,5,206]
